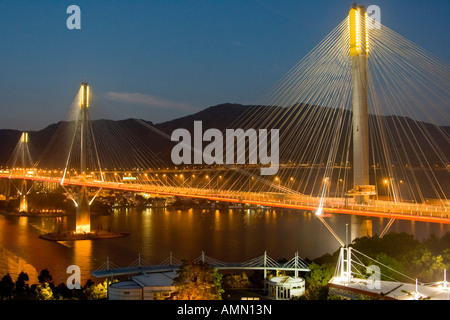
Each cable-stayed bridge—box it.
[1,4,449,238]
[1,169,448,226]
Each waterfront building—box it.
[267,276,306,300]
[108,271,178,300]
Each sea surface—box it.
[0,207,448,285]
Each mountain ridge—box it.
[0,103,448,168]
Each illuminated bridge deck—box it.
[2,172,449,224]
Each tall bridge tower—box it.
[349,4,373,204]
[19,132,29,212]
[76,82,91,233]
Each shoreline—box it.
[0,210,110,217]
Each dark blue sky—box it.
[1,0,449,131]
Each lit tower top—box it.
[349,4,369,57]
[79,82,89,178]
[81,82,89,109]
[21,132,28,143]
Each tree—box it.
[38,269,53,284]
[304,263,334,300]
[84,279,108,300]
[172,260,223,300]
[441,249,450,266]
[424,232,450,254]
[372,253,405,281]
[34,283,54,300]
[15,272,31,299]
[222,273,251,290]
[409,250,447,283]
[0,274,15,300]
[380,232,422,259]
[53,282,73,300]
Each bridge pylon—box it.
[76,82,91,233]
[17,132,31,213]
[349,4,375,204]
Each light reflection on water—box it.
[0,208,448,285]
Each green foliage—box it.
[0,269,108,300]
[348,232,450,284]
[33,283,54,300]
[423,233,450,254]
[352,232,421,259]
[409,250,447,283]
[172,260,224,300]
[84,279,108,300]
[373,253,405,281]
[313,251,339,266]
[304,262,334,300]
[222,273,251,290]
[309,232,450,300]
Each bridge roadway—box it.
[1,172,449,224]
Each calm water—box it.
[0,207,449,285]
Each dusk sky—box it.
[0,0,449,131]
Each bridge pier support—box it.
[19,179,28,213]
[4,179,11,204]
[76,185,90,233]
[351,215,372,240]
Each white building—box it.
[108,280,143,300]
[267,276,306,300]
